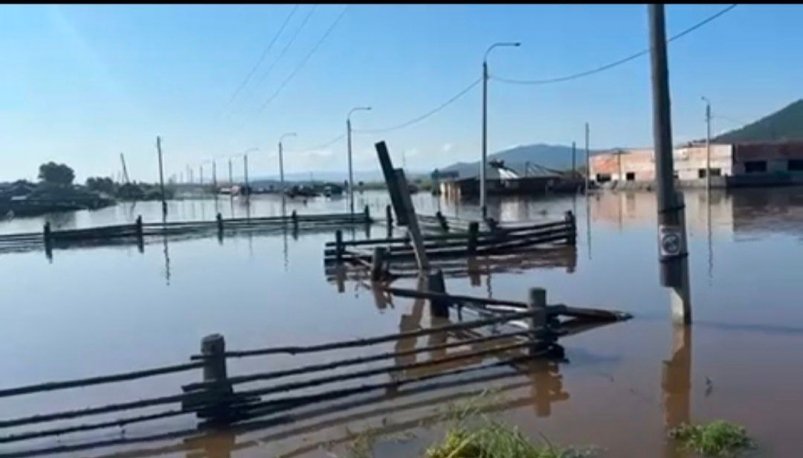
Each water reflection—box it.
[662,324,692,458]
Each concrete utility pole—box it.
[156,136,167,216]
[702,96,712,190]
[584,123,590,192]
[347,106,371,216]
[481,42,520,220]
[199,165,204,186]
[279,132,296,212]
[228,159,233,186]
[649,4,691,324]
[212,160,217,189]
[571,141,577,176]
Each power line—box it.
[493,4,737,85]
[354,77,482,134]
[257,6,349,114]
[298,133,347,152]
[251,5,318,97]
[221,5,299,115]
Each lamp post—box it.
[481,41,521,220]
[347,106,372,216]
[702,96,712,191]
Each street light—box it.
[701,96,712,191]
[278,132,297,197]
[347,106,372,215]
[481,41,521,220]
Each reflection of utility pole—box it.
[649,4,691,324]
[662,324,691,457]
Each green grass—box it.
[669,420,755,457]
[425,421,597,458]
[341,390,596,458]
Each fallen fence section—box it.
[0,285,629,456]
[324,207,577,280]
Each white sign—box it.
[659,225,683,257]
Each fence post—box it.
[436,211,449,232]
[385,204,394,229]
[135,215,144,253]
[199,334,233,424]
[528,288,548,357]
[216,213,224,233]
[43,222,51,244]
[364,205,371,224]
[564,210,577,246]
[291,210,298,231]
[427,269,450,319]
[467,221,479,256]
[335,229,343,264]
[371,247,387,282]
[43,222,53,259]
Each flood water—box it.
[1,188,802,457]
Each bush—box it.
[669,420,754,457]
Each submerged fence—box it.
[0,207,374,257]
[0,283,630,457]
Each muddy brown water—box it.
[1,189,802,457]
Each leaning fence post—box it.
[335,229,344,264]
[199,334,233,424]
[371,247,387,282]
[564,210,577,246]
[427,269,450,319]
[467,222,479,256]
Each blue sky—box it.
[1,4,801,182]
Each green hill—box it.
[715,99,803,143]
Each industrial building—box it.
[589,141,803,188]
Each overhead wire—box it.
[220,5,299,115]
[492,4,738,85]
[354,77,482,134]
[257,6,350,114]
[250,5,319,99]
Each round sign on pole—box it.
[659,225,683,258]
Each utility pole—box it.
[199,165,204,186]
[703,96,712,191]
[481,42,521,220]
[585,123,590,192]
[347,107,371,216]
[243,153,250,202]
[156,136,167,216]
[347,117,353,214]
[228,159,233,186]
[571,141,577,177]
[212,160,217,189]
[649,4,691,324]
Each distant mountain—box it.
[438,143,603,178]
[715,99,803,143]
